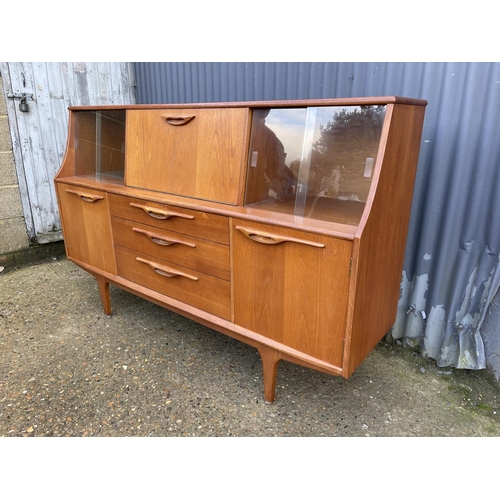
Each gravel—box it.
[1,256,500,438]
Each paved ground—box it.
[1,255,500,437]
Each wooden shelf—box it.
[245,195,366,227]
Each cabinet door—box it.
[56,183,116,274]
[232,220,352,367]
[125,108,249,205]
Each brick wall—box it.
[0,73,29,253]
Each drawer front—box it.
[111,217,230,281]
[108,193,229,245]
[125,108,249,205]
[115,245,231,320]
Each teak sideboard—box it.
[55,97,427,401]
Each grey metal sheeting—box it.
[133,62,500,379]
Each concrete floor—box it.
[1,255,500,438]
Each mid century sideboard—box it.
[55,97,427,401]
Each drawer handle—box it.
[132,227,196,248]
[136,257,199,281]
[65,189,104,203]
[163,115,195,126]
[235,226,325,248]
[130,203,194,221]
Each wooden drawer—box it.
[125,108,249,205]
[108,193,229,245]
[111,216,230,281]
[115,245,231,320]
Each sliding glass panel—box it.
[244,105,386,226]
[74,109,126,184]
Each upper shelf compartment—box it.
[124,108,249,205]
[244,105,386,227]
[73,109,126,184]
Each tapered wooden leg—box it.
[95,275,112,316]
[258,345,280,402]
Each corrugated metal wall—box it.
[133,62,500,379]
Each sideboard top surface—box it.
[68,96,428,111]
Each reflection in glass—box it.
[74,110,126,183]
[244,105,386,226]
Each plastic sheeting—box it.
[133,62,500,378]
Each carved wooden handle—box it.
[163,115,195,126]
[129,203,194,221]
[235,226,325,248]
[136,257,198,280]
[132,227,196,248]
[65,189,104,203]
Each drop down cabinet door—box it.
[232,219,353,368]
[124,108,249,205]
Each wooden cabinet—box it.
[55,97,427,401]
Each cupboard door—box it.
[232,220,352,367]
[56,183,116,274]
[125,108,249,205]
